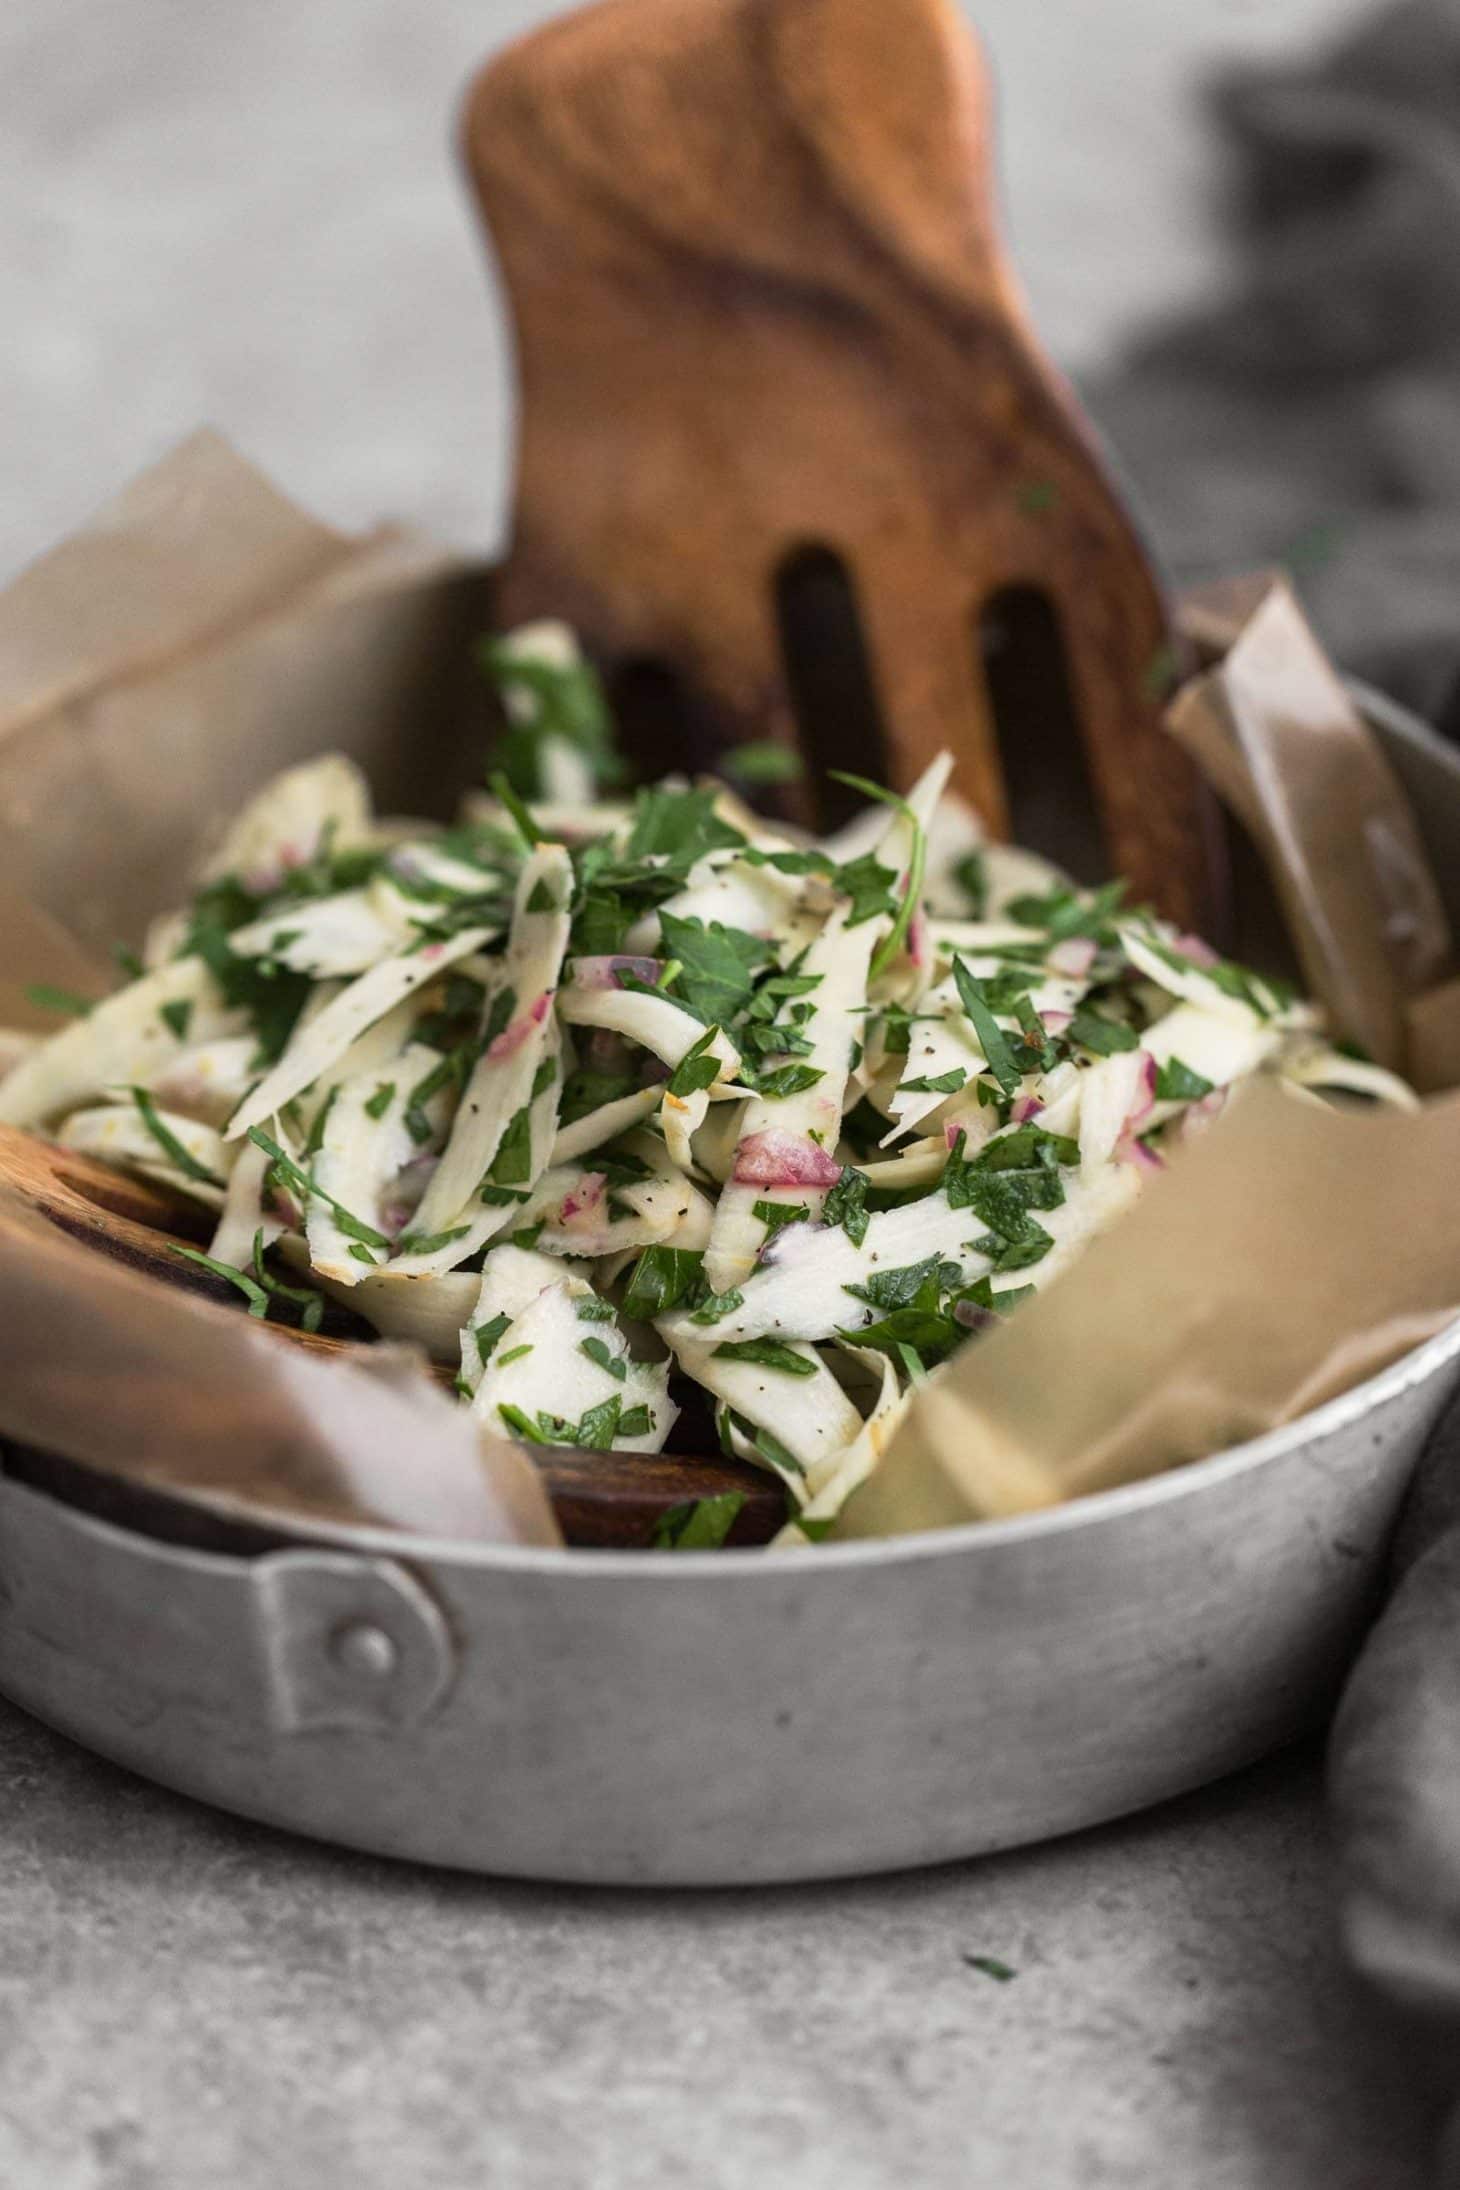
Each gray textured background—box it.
[1,0,1370,579]
[1,3,1436,2186]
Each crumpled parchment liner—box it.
[837,1080,1460,1538]
[1171,573,1452,1075]
[0,432,557,1546]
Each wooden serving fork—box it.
[461,0,1221,929]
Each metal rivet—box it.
[330,1621,399,1681]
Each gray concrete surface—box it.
[0,1705,1443,2189]
[0,3,1434,2184]
[0,0,1372,582]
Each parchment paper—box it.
[837,1080,1460,1537]
[1169,574,1452,1074]
[0,435,557,1546]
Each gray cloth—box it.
[1086,0,1460,729]
[1328,1386,1460,2181]
[1094,7,1460,2165]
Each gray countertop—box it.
[0,1700,1441,2189]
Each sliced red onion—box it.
[571,955,663,992]
[487,989,554,1060]
[1115,1132,1165,1172]
[1174,932,1220,969]
[1049,936,1097,978]
[1127,1051,1158,1131]
[905,910,929,970]
[380,1153,439,1237]
[732,1129,843,1189]
[1011,1095,1045,1125]
[559,1172,607,1226]
[953,1298,996,1333]
[1041,1009,1072,1033]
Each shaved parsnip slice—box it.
[408,844,572,1238]
[0,957,236,1131]
[226,927,491,1140]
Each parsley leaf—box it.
[713,1338,816,1376]
[823,1165,870,1247]
[473,1312,512,1365]
[580,1335,627,1382]
[752,1063,824,1099]
[952,959,1025,1097]
[658,913,771,1027]
[1068,1007,1139,1055]
[620,1245,706,1319]
[900,1067,965,1095]
[722,740,803,786]
[129,1087,225,1188]
[1155,1056,1215,1102]
[652,1492,746,1551]
[666,1025,723,1098]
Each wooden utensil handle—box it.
[463,0,1217,926]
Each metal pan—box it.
[2,683,1458,1887]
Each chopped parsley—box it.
[712,1338,816,1377]
[652,1492,746,1551]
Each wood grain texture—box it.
[461,0,1219,925]
[0,1128,784,1548]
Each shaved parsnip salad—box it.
[0,624,1415,1546]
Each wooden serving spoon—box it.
[0,1128,784,1548]
[461,0,1222,927]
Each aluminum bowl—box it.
[2,684,1458,1886]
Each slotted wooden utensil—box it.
[461,0,1221,928]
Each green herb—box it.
[713,1338,816,1377]
[658,913,770,1027]
[652,1492,745,1551]
[845,1256,961,1312]
[525,876,557,914]
[616,1404,654,1439]
[479,638,625,796]
[1007,880,1126,944]
[24,984,94,1018]
[512,1220,545,1250]
[129,1087,225,1188]
[960,1275,1037,1316]
[1068,1007,1139,1055]
[1154,1056,1215,1102]
[721,740,803,787]
[740,846,835,877]
[953,849,988,917]
[1013,993,1057,1072]
[752,1063,825,1100]
[621,1244,706,1319]
[559,1066,639,1126]
[364,1081,396,1121]
[473,1311,512,1364]
[574,1294,616,1323]
[900,1067,965,1095]
[752,1424,805,1479]
[158,998,193,1040]
[580,1335,627,1381]
[626,785,746,867]
[666,1025,722,1099]
[952,960,1025,1097]
[963,1954,1017,1983]
[167,1243,269,1315]
[180,877,311,1066]
[496,1343,534,1367]
[571,886,634,958]
[972,1221,1054,1272]
[832,849,900,929]
[751,1199,810,1236]
[395,1224,472,1257]
[568,1394,619,1449]
[245,1128,391,1249]
[348,1244,378,1266]
[823,1165,870,1247]
[530,1056,558,1101]
[113,943,145,980]
[490,771,543,849]
[484,1103,533,1187]
[689,1286,745,1326]
[828,770,926,976]
[248,1228,324,1332]
[498,1402,549,1444]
